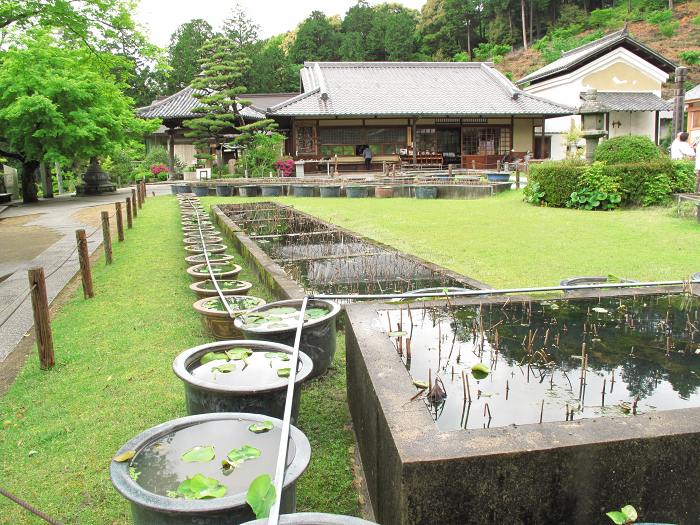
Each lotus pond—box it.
[381,293,700,431]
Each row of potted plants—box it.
[174,183,446,199]
[111,193,364,525]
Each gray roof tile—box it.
[581,91,672,111]
[518,28,677,85]
[269,62,574,117]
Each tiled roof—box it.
[581,91,672,111]
[269,62,574,117]
[686,84,700,101]
[517,28,677,85]
[137,87,297,121]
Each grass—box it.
[202,190,700,289]
[0,196,358,524]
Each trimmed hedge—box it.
[594,135,663,164]
[527,159,694,209]
[526,160,586,207]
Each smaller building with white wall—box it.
[517,27,677,160]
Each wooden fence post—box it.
[126,197,133,229]
[131,188,138,218]
[75,229,94,298]
[101,211,112,265]
[115,202,124,242]
[137,183,143,209]
[28,267,54,369]
[142,180,147,200]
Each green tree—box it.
[368,3,419,61]
[247,36,300,93]
[185,35,277,172]
[289,11,340,63]
[0,33,158,202]
[339,1,373,60]
[223,3,260,53]
[166,19,214,94]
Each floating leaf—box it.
[471,363,490,380]
[264,352,289,361]
[266,307,297,315]
[620,505,637,521]
[246,474,276,519]
[606,511,629,525]
[212,363,236,373]
[304,308,329,319]
[226,349,253,361]
[277,368,290,378]
[174,473,227,500]
[201,352,228,365]
[113,450,136,463]
[129,466,140,481]
[227,445,261,468]
[388,330,407,337]
[181,445,215,463]
[248,420,274,434]
[412,380,429,389]
[592,307,609,314]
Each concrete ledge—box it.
[344,285,700,524]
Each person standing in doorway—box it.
[362,145,372,171]
[670,132,696,160]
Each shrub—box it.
[679,50,700,65]
[658,20,679,37]
[273,159,295,177]
[567,162,622,210]
[601,160,678,206]
[669,160,696,193]
[237,133,285,177]
[594,135,662,164]
[527,160,586,206]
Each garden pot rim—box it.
[172,340,313,393]
[110,412,310,514]
[559,276,639,286]
[234,298,340,334]
[184,236,223,245]
[187,263,243,279]
[242,512,378,524]
[189,279,252,294]
[184,244,227,254]
[184,254,236,265]
[192,295,266,317]
[182,225,214,231]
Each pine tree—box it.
[184,34,276,173]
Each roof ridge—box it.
[268,87,321,113]
[560,28,626,57]
[303,61,483,68]
[137,85,195,112]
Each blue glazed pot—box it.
[193,186,209,197]
[215,185,233,196]
[238,186,259,197]
[415,186,438,199]
[293,185,315,197]
[487,172,510,182]
[319,186,341,198]
[170,184,180,195]
[179,183,192,193]
[346,186,369,198]
[261,185,283,197]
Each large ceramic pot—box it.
[173,340,313,421]
[189,279,252,299]
[319,186,341,198]
[345,186,369,198]
[184,244,227,255]
[261,185,283,197]
[243,513,377,524]
[193,186,210,197]
[171,184,180,195]
[375,186,394,198]
[486,172,510,182]
[239,186,259,197]
[215,185,233,197]
[235,299,340,379]
[184,235,223,246]
[193,295,266,340]
[179,183,193,193]
[187,262,242,282]
[110,412,310,525]
[184,253,236,267]
[292,185,315,198]
[415,186,437,199]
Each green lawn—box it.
[0,196,358,524]
[203,190,700,288]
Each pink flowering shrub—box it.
[150,163,170,176]
[273,159,295,177]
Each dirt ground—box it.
[0,215,61,280]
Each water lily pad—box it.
[201,352,227,365]
[246,474,276,519]
[388,330,407,337]
[304,308,329,319]
[181,445,215,463]
[173,473,227,500]
[226,348,253,361]
[277,368,291,378]
[266,306,297,315]
[264,352,290,361]
[227,445,261,468]
[113,450,136,463]
[471,363,490,380]
[212,363,236,373]
[413,380,429,389]
[248,420,274,434]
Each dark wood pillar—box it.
[412,118,418,165]
[167,127,176,173]
[539,118,546,159]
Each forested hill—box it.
[152,0,700,106]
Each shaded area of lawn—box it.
[0,196,359,524]
[203,191,700,288]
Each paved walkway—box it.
[0,185,171,362]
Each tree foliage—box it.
[167,19,214,94]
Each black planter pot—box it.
[345,186,368,198]
[239,186,259,197]
[415,186,437,199]
[193,186,210,197]
[110,413,311,525]
[235,299,340,379]
[216,185,233,197]
[173,340,313,422]
[292,185,315,197]
[171,184,181,195]
[319,186,341,198]
[179,183,193,193]
[261,185,283,197]
[243,513,377,524]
